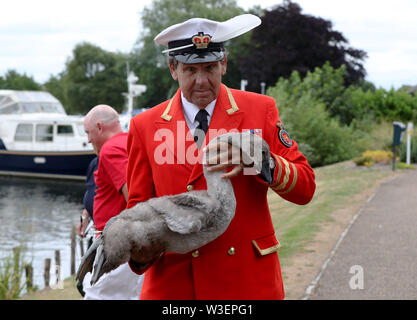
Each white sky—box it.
[1,0,416,89]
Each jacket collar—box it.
[155,84,245,183]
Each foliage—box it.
[266,60,417,167]
[61,42,130,115]
[353,155,373,167]
[267,62,417,128]
[43,73,68,110]
[341,86,417,124]
[353,150,393,167]
[395,162,415,170]
[0,247,32,300]
[131,0,248,108]
[351,120,394,155]
[241,0,367,93]
[382,89,417,121]
[0,70,41,91]
[273,62,348,118]
[268,82,356,167]
[266,62,365,125]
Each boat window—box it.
[39,103,56,113]
[0,91,68,115]
[56,103,66,114]
[15,124,33,142]
[0,103,20,114]
[57,125,74,135]
[36,124,53,142]
[14,91,32,101]
[21,102,41,113]
[39,102,65,113]
[0,96,13,108]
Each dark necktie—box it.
[194,109,209,148]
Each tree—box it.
[63,42,129,114]
[267,65,357,166]
[241,0,367,92]
[43,73,68,109]
[131,0,248,108]
[0,70,41,90]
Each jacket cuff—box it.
[268,153,298,195]
[257,151,274,184]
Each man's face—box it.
[169,59,227,109]
[84,119,104,155]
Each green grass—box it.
[269,161,396,263]
[396,162,416,170]
[19,277,80,300]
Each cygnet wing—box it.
[147,191,215,234]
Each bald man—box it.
[84,104,128,223]
[82,104,143,300]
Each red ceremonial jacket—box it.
[126,84,316,300]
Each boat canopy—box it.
[0,90,66,115]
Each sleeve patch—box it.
[276,121,293,148]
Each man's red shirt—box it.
[93,132,128,231]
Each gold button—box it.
[227,247,236,256]
[192,250,199,258]
[187,185,194,191]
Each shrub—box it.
[362,150,393,164]
[266,62,417,167]
[354,150,393,167]
[268,88,356,167]
[353,155,373,167]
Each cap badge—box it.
[192,32,211,49]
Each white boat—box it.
[0,90,95,180]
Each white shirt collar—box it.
[181,92,216,126]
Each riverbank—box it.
[19,277,80,300]
[18,160,399,300]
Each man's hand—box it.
[203,140,253,179]
[76,209,90,238]
[130,241,165,265]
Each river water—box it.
[0,176,86,294]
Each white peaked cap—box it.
[155,14,261,45]
[154,14,261,64]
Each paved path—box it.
[307,169,417,300]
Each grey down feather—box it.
[76,131,270,285]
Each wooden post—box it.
[24,264,33,291]
[79,238,85,257]
[44,258,51,288]
[55,250,61,284]
[71,225,76,275]
[12,247,21,291]
[13,247,21,270]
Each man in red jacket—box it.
[126,14,316,299]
